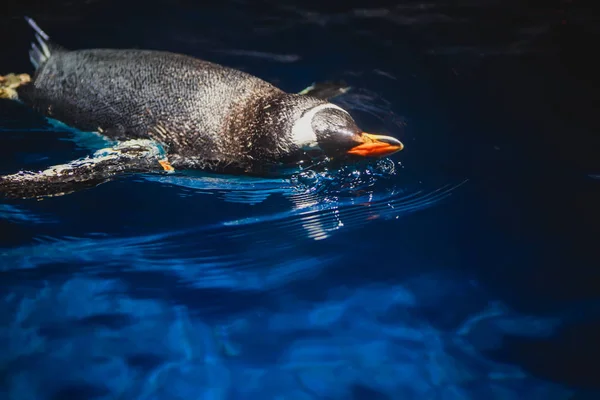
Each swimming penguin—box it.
[0,17,403,199]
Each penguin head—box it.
[291,103,404,159]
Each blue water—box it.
[1,1,600,399]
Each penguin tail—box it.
[24,16,64,70]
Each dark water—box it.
[1,0,599,399]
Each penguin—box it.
[0,17,403,198]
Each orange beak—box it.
[347,133,404,157]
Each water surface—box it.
[1,1,599,399]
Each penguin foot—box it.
[0,73,31,99]
[159,159,175,172]
[298,81,351,100]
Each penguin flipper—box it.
[298,81,351,100]
[0,139,174,199]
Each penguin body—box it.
[20,47,319,172]
[11,17,403,176]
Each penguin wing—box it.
[0,139,173,199]
[298,81,351,100]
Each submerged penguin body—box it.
[14,17,403,176]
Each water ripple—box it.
[1,153,467,299]
[0,204,56,224]
[141,158,468,242]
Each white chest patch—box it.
[291,103,349,150]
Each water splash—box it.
[142,156,468,241]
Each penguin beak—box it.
[347,133,404,157]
